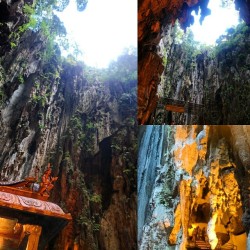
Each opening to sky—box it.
[189,0,240,45]
[55,0,137,68]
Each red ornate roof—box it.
[0,191,71,220]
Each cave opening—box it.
[55,0,137,68]
[190,0,240,45]
[0,0,138,248]
[139,0,250,125]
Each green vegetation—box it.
[83,47,137,125]
[172,22,216,64]
[213,22,250,122]
[64,151,71,160]
[162,47,168,67]
[66,113,95,155]
[216,24,249,53]
[18,75,25,84]
[92,223,100,231]
[0,89,4,106]
[111,127,137,190]
[172,21,250,66]
[32,93,48,107]
[77,209,91,227]
[161,21,250,123]
[23,3,35,15]
[77,211,100,232]
[8,0,88,61]
[105,47,137,84]
[77,188,101,234]
[84,47,137,85]
[10,42,17,49]
[38,123,45,130]
[89,194,102,203]
[18,6,37,33]
[178,30,209,69]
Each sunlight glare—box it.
[190,0,240,44]
[56,0,137,68]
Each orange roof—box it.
[0,190,71,221]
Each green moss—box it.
[19,16,37,33]
[64,151,71,160]
[32,94,47,107]
[92,223,100,231]
[162,47,168,67]
[89,194,102,203]
[10,42,17,49]
[0,89,4,106]
[23,4,35,15]
[18,75,24,84]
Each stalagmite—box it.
[207,211,218,249]
[138,125,249,249]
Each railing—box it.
[158,98,204,114]
[155,97,223,124]
[191,240,237,250]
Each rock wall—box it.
[0,2,137,249]
[138,125,250,249]
[154,25,250,124]
[155,24,250,124]
[138,0,210,124]
[138,125,165,242]
[138,0,250,124]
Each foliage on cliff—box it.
[0,1,137,249]
[158,21,250,124]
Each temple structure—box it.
[0,165,71,250]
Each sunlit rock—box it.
[139,0,250,124]
[0,1,137,248]
[138,125,249,249]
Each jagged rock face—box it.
[155,25,250,124]
[138,125,250,249]
[0,4,137,249]
[0,0,32,56]
[137,126,166,241]
[139,0,198,124]
[138,0,210,124]
[138,0,250,124]
[0,30,53,179]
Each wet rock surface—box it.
[138,125,250,249]
[139,0,250,124]
[0,2,137,249]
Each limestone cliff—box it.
[138,0,208,124]
[155,23,250,124]
[138,125,250,249]
[138,0,250,124]
[0,1,137,249]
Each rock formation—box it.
[138,125,250,249]
[138,0,250,124]
[155,22,250,124]
[0,1,137,249]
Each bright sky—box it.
[56,0,137,68]
[190,0,240,44]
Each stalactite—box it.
[138,125,249,249]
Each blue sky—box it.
[56,0,137,68]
